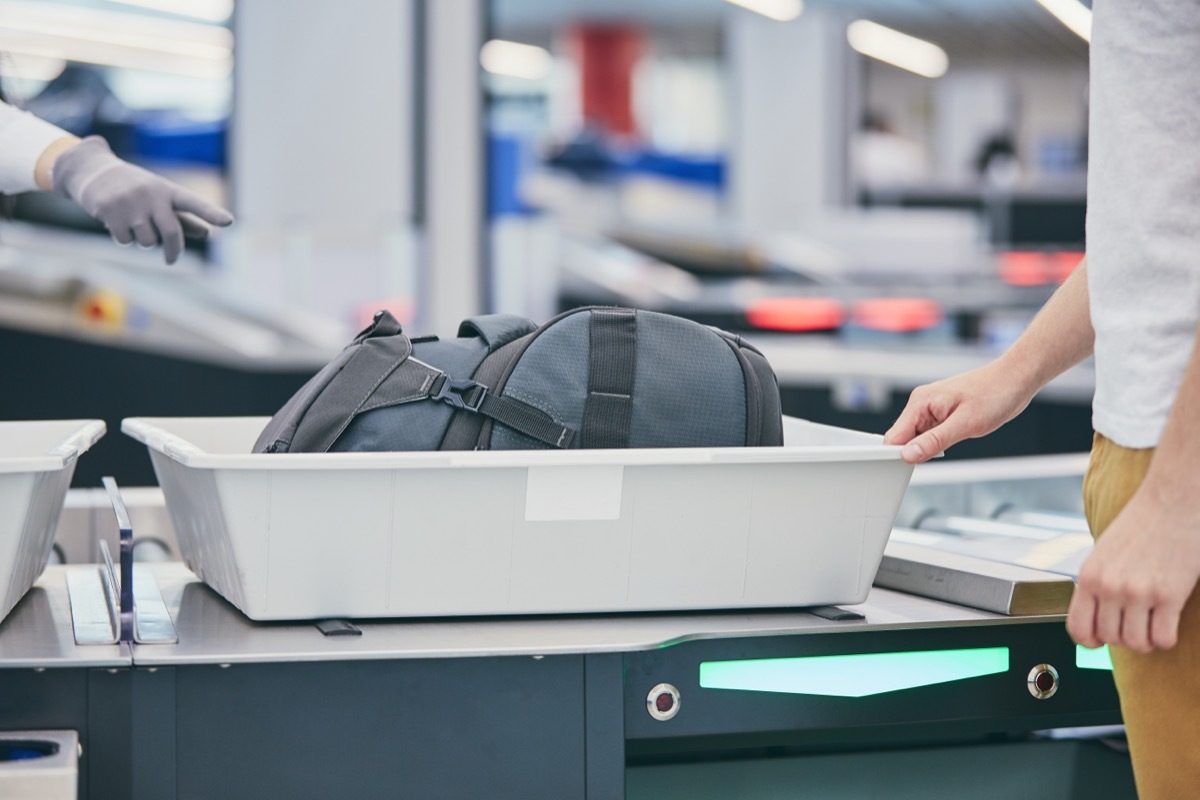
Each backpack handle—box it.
[457,314,537,353]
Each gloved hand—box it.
[52,136,233,264]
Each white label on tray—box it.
[524,465,624,522]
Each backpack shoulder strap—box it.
[282,312,444,453]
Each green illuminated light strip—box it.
[699,647,1009,698]
[1076,644,1113,671]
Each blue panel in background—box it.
[620,149,724,188]
[133,118,227,168]
[489,133,538,218]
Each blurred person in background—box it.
[884,2,1200,796]
[851,111,929,190]
[0,92,231,264]
[973,131,1021,189]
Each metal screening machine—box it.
[0,454,1132,799]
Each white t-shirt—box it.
[0,99,68,194]
[1087,0,1200,448]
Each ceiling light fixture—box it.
[109,0,234,25]
[1033,0,1092,42]
[480,39,553,81]
[847,19,948,79]
[0,0,232,78]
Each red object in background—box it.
[1049,251,1084,283]
[999,250,1084,286]
[570,24,643,138]
[355,297,414,331]
[746,297,846,332]
[851,298,943,333]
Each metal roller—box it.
[913,513,1058,540]
[992,508,1090,534]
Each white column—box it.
[423,0,485,331]
[726,8,856,235]
[229,0,416,323]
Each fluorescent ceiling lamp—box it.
[110,0,235,24]
[700,647,1009,698]
[0,0,232,79]
[0,39,229,79]
[847,19,948,79]
[1076,644,1113,671]
[724,0,803,23]
[480,39,552,81]
[0,1,232,59]
[1034,0,1092,43]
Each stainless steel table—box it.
[0,567,130,800]
[115,564,1121,800]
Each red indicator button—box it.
[647,683,681,721]
[1027,664,1059,699]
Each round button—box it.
[1027,664,1059,699]
[647,683,681,721]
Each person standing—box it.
[885,2,1200,795]
[0,96,232,264]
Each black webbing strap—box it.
[439,337,526,450]
[478,393,575,448]
[581,308,637,449]
[429,372,574,449]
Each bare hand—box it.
[884,360,1036,463]
[1068,486,1200,652]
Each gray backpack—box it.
[253,306,783,453]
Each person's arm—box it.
[0,99,71,194]
[884,259,1094,463]
[1067,324,1200,652]
[0,99,232,264]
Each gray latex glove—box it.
[52,136,233,264]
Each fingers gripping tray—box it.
[123,416,913,621]
[0,420,106,622]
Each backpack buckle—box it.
[433,377,487,412]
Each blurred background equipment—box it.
[0,0,1094,481]
[486,0,1093,459]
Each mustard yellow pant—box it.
[1082,433,1200,799]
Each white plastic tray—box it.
[0,420,106,623]
[123,416,913,621]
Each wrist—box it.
[49,135,119,198]
[1142,448,1200,514]
[992,347,1046,402]
[35,134,80,192]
